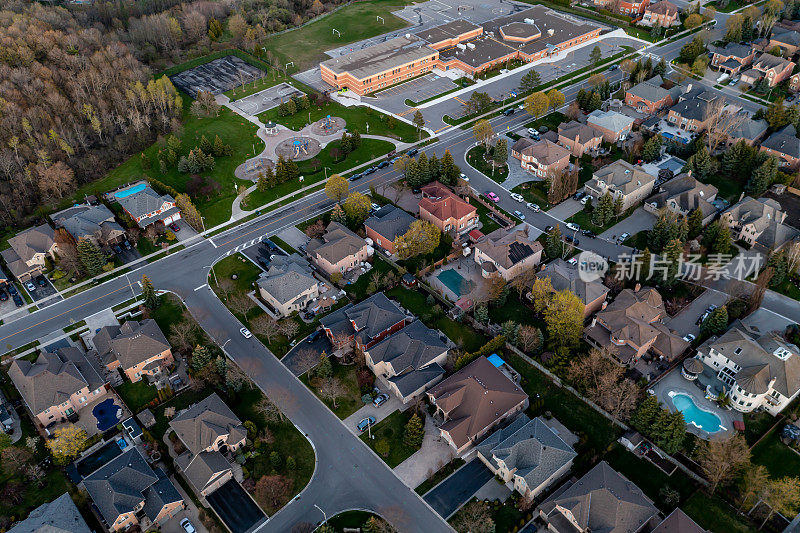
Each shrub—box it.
[375,439,390,457]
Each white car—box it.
[180,519,196,533]
[566,222,580,232]
[240,327,252,339]
[527,127,539,136]
[459,173,470,182]
[526,202,540,212]
[510,193,524,202]
[683,333,696,343]
[567,257,578,265]
[513,210,526,220]
[580,195,593,205]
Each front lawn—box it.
[523,112,566,133]
[622,230,649,250]
[513,182,550,210]
[467,145,509,183]
[302,357,363,419]
[360,409,420,468]
[568,207,633,235]
[474,201,501,234]
[115,380,159,413]
[211,254,262,296]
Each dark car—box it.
[545,225,554,233]
[123,240,132,250]
[7,284,17,295]
[502,108,515,116]
[573,191,585,201]
[412,187,421,194]
[407,148,419,156]
[565,235,574,243]
[258,257,271,269]
[12,295,23,307]
[169,222,181,232]
[364,167,376,175]
[348,173,362,181]
[306,330,322,343]
[303,311,316,320]
[0,290,7,301]
[377,161,389,169]
[113,244,123,254]
[35,275,47,287]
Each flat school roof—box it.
[320,35,436,80]
[415,19,481,44]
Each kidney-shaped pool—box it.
[670,392,726,433]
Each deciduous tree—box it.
[524,91,549,120]
[695,434,750,492]
[325,174,349,202]
[451,500,494,533]
[46,425,88,464]
[543,289,584,348]
[254,474,293,509]
[343,192,371,224]
[472,119,494,149]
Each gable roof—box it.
[670,90,719,121]
[51,204,124,244]
[652,508,708,533]
[591,160,655,195]
[142,468,183,522]
[83,448,160,525]
[116,185,176,225]
[1,224,56,277]
[365,205,415,242]
[93,319,170,370]
[428,356,528,449]
[710,42,753,59]
[8,347,106,415]
[511,138,570,165]
[646,1,678,16]
[752,52,793,72]
[175,450,231,494]
[538,258,609,306]
[419,182,477,222]
[771,26,800,47]
[648,172,718,216]
[8,493,92,533]
[169,393,247,454]
[475,225,543,270]
[762,124,800,159]
[257,253,318,305]
[306,221,368,265]
[558,121,602,145]
[539,461,657,533]
[627,75,672,103]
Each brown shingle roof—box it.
[169,393,247,454]
[306,221,368,265]
[93,319,170,370]
[647,0,678,16]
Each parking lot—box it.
[372,73,457,105]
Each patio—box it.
[58,390,131,438]
[650,367,740,441]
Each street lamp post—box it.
[324,167,331,179]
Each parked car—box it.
[180,519,196,533]
[0,290,7,301]
[573,191,585,201]
[373,393,389,407]
[697,312,709,326]
[348,173,362,181]
[12,295,22,307]
[580,195,593,205]
[7,284,17,295]
[459,173,470,182]
[608,64,619,71]
[371,203,380,212]
[123,240,132,250]
[566,222,580,232]
[357,416,376,432]
[306,330,322,343]
[486,192,500,202]
[407,148,419,156]
[377,160,389,169]
[364,167,377,175]
[510,193,524,202]
[390,157,401,164]
[502,108,515,116]
[526,202,540,212]
[545,225,554,233]
[513,210,526,220]
[616,232,630,244]
[113,244,123,254]
[169,222,181,232]
[24,281,36,292]
[240,327,252,339]
[683,333,696,342]
[527,127,539,136]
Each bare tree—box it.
[279,320,299,340]
[169,320,197,352]
[254,474,293,509]
[568,347,639,419]
[706,98,746,153]
[785,240,800,274]
[1,447,32,475]
[228,293,255,317]
[517,325,542,353]
[451,500,494,533]
[257,396,284,423]
[293,348,321,374]
[695,434,751,492]
[317,377,347,408]
[748,267,773,314]
[738,465,769,511]
[217,278,235,301]
[250,315,281,343]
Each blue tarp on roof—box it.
[487,354,505,368]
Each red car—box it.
[169,222,181,232]
[486,192,500,202]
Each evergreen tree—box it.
[639,248,652,281]
[642,135,662,162]
[687,208,704,239]
[77,238,106,276]
[286,98,297,115]
[654,58,667,76]
[658,411,687,454]
[313,354,333,380]
[403,413,425,448]
[677,217,689,243]
[330,203,347,224]
[587,91,602,112]
[519,69,542,93]
[191,345,212,370]
[685,145,714,178]
[275,155,288,183]
[405,159,425,188]
[257,173,268,192]
[649,212,672,253]
[284,158,299,181]
[339,132,351,155]
[417,152,429,184]
[350,130,362,150]
[702,305,729,335]
[663,239,684,288]
[592,193,614,227]
[428,153,441,182]
[712,224,732,255]
[545,225,564,259]
[141,274,159,310]
[722,140,746,175]
[441,150,460,185]
[576,88,588,109]
[613,195,625,219]
[767,252,789,287]
[493,138,508,168]
[747,157,778,195]
[631,395,660,433]
[199,135,212,153]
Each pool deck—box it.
[428,257,482,302]
[69,390,130,437]
[651,367,740,441]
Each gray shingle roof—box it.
[93,319,171,371]
[711,42,753,59]
[475,224,543,269]
[175,450,231,494]
[8,347,106,415]
[169,393,246,455]
[51,204,124,245]
[590,160,656,195]
[1,224,55,278]
[539,461,657,533]
[538,258,609,307]
[647,173,718,217]
[364,205,415,243]
[306,221,368,265]
[257,254,318,305]
[670,91,718,121]
[730,114,768,141]
[142,468,183,521]
[762,124,800,159]
[116,185,176,225]
[83,447,160,526]
[652,508,708,533]
[627,75,671,103]
[587,110,634,133]
[320,292,407,345]
[8,493,92,533]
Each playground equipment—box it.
[321,115,334,133]
[292,138,310,158]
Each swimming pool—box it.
[76,439,124,477]
[114,183,146,198]
[437,269,473,297]
[92,398,123,432]
[670,392,725,433]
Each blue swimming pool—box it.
[437,269,473,297]
[671,393,725,433]
[92,398,123,432]
[114,183,146,198]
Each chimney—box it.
[634,282,641,292]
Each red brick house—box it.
[419,182,478,235]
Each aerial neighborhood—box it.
[4,0,800,532]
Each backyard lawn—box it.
[71,105,260,228]
[262,0,416,70]
[115,380,159,413]
[346,257,395,300]
[683,492,758,533]
[360,409,420,468]
[302,357,363,419]
[397,233,453,275]
[750,427,800,480]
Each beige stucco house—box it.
[474,224,543,280]
[93,320,173,383]
[306,221,371,276]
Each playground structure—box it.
[275,136,321,161]
[309,115,345,136]
[236,157,274,181]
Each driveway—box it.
[205,480,266,533]
[25,277,61,307]
[115,245,142,265]
[281,330,331,376]
[393,414,455,488]
[171,218,199,242]
[665,288,729,338]
[598,207,656,243]
[343,392,404,435]
[276,226,309,251]
[160,474,209,533]
[545,199,583,223]
[423,457,494,518]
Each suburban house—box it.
[1,224,58,282]
[625,75,681,114]
[653,508,709,533]
[8,492,92,533]
[427,356,528,454]
[418,182,478,234]
[710,42,755,76]
[510,138,571,178]
[257,254,320,318]
[720,196,797,249]
[115,183,181,229]
[762,26,800,56]
[557,121,603,157]
[727,114,769,146]
[363,319,449,403]
[320,291,410,351]
[584,286,689,365]
[170,393,248,496]
[644,172,719,226]
[93,319,173,383]
[476,414,577,500]
[538,461,658,533]
[584,160,656,211]
[306,221,371,276]
[696,324,800,415]
[8,346,108,428]
[536,258,609,317]
[473,225,544,280]
[50,203,125,249]
[586,109,634,142]
[666,90,722,133]
[760,124,800,168]
[642,0,679,26]
[84,448,184,531]
[364,205,415,254]
[593,0,650,16]
[739,53,796,87]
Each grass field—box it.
[72,104,260,228]
[302,358,363,419]
[684,492,758,533]
[360,409,420,468]
[467,145,509,183]
[750,427,800,480]
[115,380,159,413]
[263,0,416,70]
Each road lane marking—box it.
[194,284,207,291]
[209,239,217,248]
